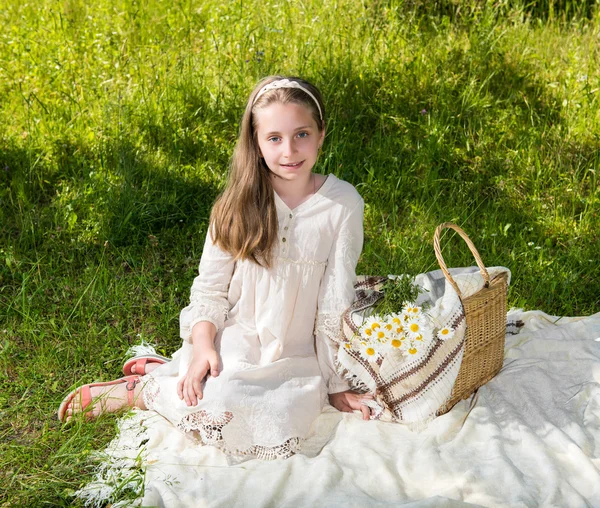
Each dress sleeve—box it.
[315,197,364,394]
[179,228,236,343]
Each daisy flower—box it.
[373,325,391,344]
[406,317,424,338]
[358,340,379,362]
[371,316,393,343]
[389,336,404,351]
[349,302,436,364]
[360,325,374,339]
[393,325,405,336]
[402,303,421,317]
[387,313,404,334]
[363,314,384,332]
[390,313,403,325]
[437,327,455,341]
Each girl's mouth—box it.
[281,161,304,168]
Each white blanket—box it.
[79,309,600,507]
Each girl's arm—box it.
[177,227,236,405]
[177,320,220,406]
[179,227,236,343]
[315,196,364,395]
[191,321,217,353]
[314,196,373,420]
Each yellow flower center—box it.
[391,339,401,348]
[441,328,450,336]
[344,343,352,349]
[395,327,404,334]
[392,317,401,325]
[377,331,385,340]
[384,323,393,331]
[409,323,420,333]
[366,347,376,356]
[408,347,417,355]
[416,334,423,341]
[364,328,372,336]
[371,323,381,330]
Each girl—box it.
[58,76,372,460]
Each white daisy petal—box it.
[358,340,380,362]
[437,327,455,341]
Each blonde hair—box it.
[209,76,326,268]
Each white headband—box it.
[253,79,323,120]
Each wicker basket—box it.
[433,222,508,415]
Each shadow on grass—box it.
[98,137,220,246]
[0,135,220,254]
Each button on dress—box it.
[143,174,364,460]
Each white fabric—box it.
[79,309,600,507]
[411,266,512,309]
[144,174,364,458]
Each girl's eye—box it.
[268,136,281,143]
[297,132,308,138]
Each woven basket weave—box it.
[433,223,508,415]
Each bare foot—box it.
[60,378,147,422]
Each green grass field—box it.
[1,0,599,505]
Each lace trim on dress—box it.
[178,409,302,460]
[142,375,161,410]
[278,256,328,267]
[178,409,234,446]
[315,312,343,344]
[189,289,229,322]
[252,437,302,460]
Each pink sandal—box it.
[57,375,142,423]
[122,354,169,376]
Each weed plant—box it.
[0,0,599,505]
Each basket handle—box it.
[433,222,490,298]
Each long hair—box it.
[209,76,326,268]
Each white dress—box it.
[143,174,364,460]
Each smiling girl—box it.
[58,76,372,460]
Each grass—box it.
[1,0,599,505]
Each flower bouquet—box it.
[345,303,456,364]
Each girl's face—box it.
[254,102,324,184]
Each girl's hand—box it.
[177,348,220,406]
[329,390,374,421]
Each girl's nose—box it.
[282,138,297,157]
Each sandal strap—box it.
[135,358,146,374]
[125,377,141,407]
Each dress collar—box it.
[273,174,336,215]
